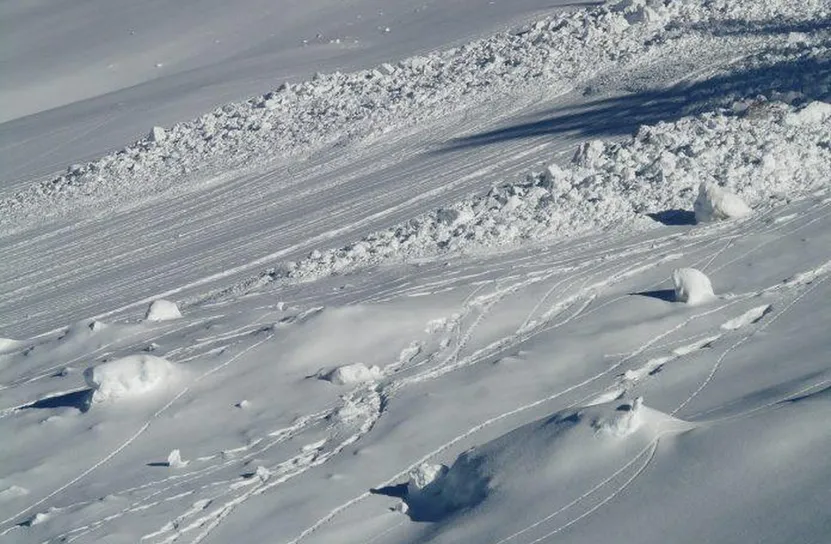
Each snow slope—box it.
[1,1,831,543]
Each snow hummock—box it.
[694,182,752,223]
[144,299,183,322]
[321,363,383,386]
[672,268,715,305]
[83,354,178,403]
[407,463,449,496]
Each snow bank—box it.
[144,299,182,322]
[3,0,827,230]
[694,182,752,223]
[673,268,715,305]
[322,363,383,385]
[84,354,178,403]
[235,99,831,290]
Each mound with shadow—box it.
[386,399,691,535]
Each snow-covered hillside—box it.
[1,1,830,543]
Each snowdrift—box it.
[397,398,690,524]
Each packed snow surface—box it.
[1,1,831,544]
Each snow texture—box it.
[694,182,752,223]
[672,268,715,305]
[83,354,178,403]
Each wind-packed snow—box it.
[2,1,831,544]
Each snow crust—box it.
[144,299,182,322]
[83,354,178,403]
[672,268,715,305]
[694,182,752,223]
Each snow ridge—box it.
[2,0,827,231]
[224,100,831,292]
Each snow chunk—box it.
[149,126,167,143]
[144,299,182,322]
[0,337,23,353]
[322,363,382,385]
[407,463,449,496]
[166,449,189,469]
[785,101,831,126]
[694,182,752,223]
[672,268,715,305]
[84,354,177,403]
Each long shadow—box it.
[24,389,93,413]
[441,29,831,151]
[647,209,696,226]
[631,289,676,302]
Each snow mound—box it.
[322,363,382,385]
[144,299,183,322]
[672,268,715,305]
[694,182,752,223]
[398,399,688,522]
[84,354,178,403]
[166,449,189,469]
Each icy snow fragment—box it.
[144,299,182,322]
[785,101,831,126]
[407,463,449,495]
[84,354,177,403]
[672,268,715,305]
[166,449,189,469]
[255,465,271,482]
[694,182,752,223]
[322,363,383,385]
[149,126,167,143]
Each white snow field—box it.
[2,0,831,543]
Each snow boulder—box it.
[144,299,182,322]
[84,354,178,403]
[693,182,751,223]
[322,363,382,385]
[672,268,715,305]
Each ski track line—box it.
[284,298,743,544]
[672,273,830,417]
[521,437,661,544]
[0,330,276,532]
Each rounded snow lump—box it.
[144,299,182,322]
[672,268,715,305]
[323,363,382,385]
[84,354,177,402]
[694,182,751,223]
